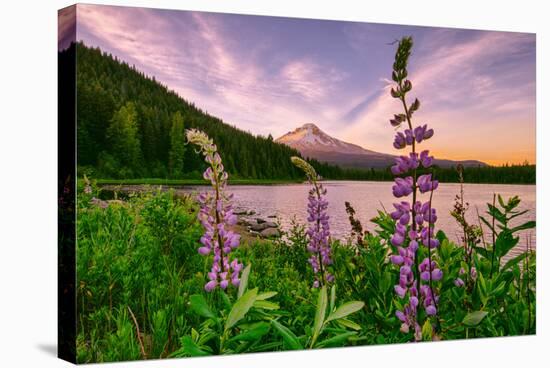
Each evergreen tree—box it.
[169,111,186,178]
[106,102,142,177]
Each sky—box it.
[69,4,536,165]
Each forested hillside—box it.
[74,42,312,180]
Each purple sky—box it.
[72,4,536,165]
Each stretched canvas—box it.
[58,3,536,364]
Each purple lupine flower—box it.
[419,150,434,168]
[392,177,414,197]
[387,37,442,340]
[470,266,477,281]
[404,129,415,145]
[417,174,439,193]
[394,132,407,149]
[187,129,243,292]
[454,278,465,288]
[291,156,333,288]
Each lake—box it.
[176,181,536,257]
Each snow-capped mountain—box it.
[275,123,486,169]
[276,123,381,155]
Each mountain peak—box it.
[276,123,377,156]
[299,123,321,131]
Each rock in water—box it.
[261,227,280,238]
[250,223,269,231]
[256,218,266,224]
[264,221,278,228]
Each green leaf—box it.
[237,264,251,298]
[271,320,303,350]
[487,204,506,224]
[336,318,361,331]
[421,320,433,341]
[508,210,529,221]
[312,285,328,345]
[495,230,520,259]
[473,245,491,260]
[330,285,336,313]
[253,300,280,310]
[436,230,448,243]
[463,311,488,327]
[189,294,215,319]
[225,288,258,332]
[256,291,277,300]
[478,272,488,306]
[178,336,211,357]
[490,281,507,297]
[315,332,357,348]
[325,301,365,323]
[509,221,536,234]
[497,194,506,209]
[501,252,528,272]
[228,322,270,342]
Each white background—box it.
[0,0,547,366]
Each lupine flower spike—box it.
[291,157,334,288]
[388,37,441,340]
[186,129,243,292]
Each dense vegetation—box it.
[76,184,535,363]
[72,42,535,184]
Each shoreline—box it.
[94,178,536,186]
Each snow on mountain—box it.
[276,123,379,155]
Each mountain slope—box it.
[276,123,486,169]
[72,42,310,180]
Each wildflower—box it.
[187,129,242,292]
[417,174,439,193]
[470,266,477,281]
[292,157,333,287]
[394,132,407,149]
[392,177,414,197]
[388,37,442,338]
[419,150,434,168]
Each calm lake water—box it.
[177,181,536,258]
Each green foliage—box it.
[76,181,535,362]
[169,111,186,178]
[105,102,143,177]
